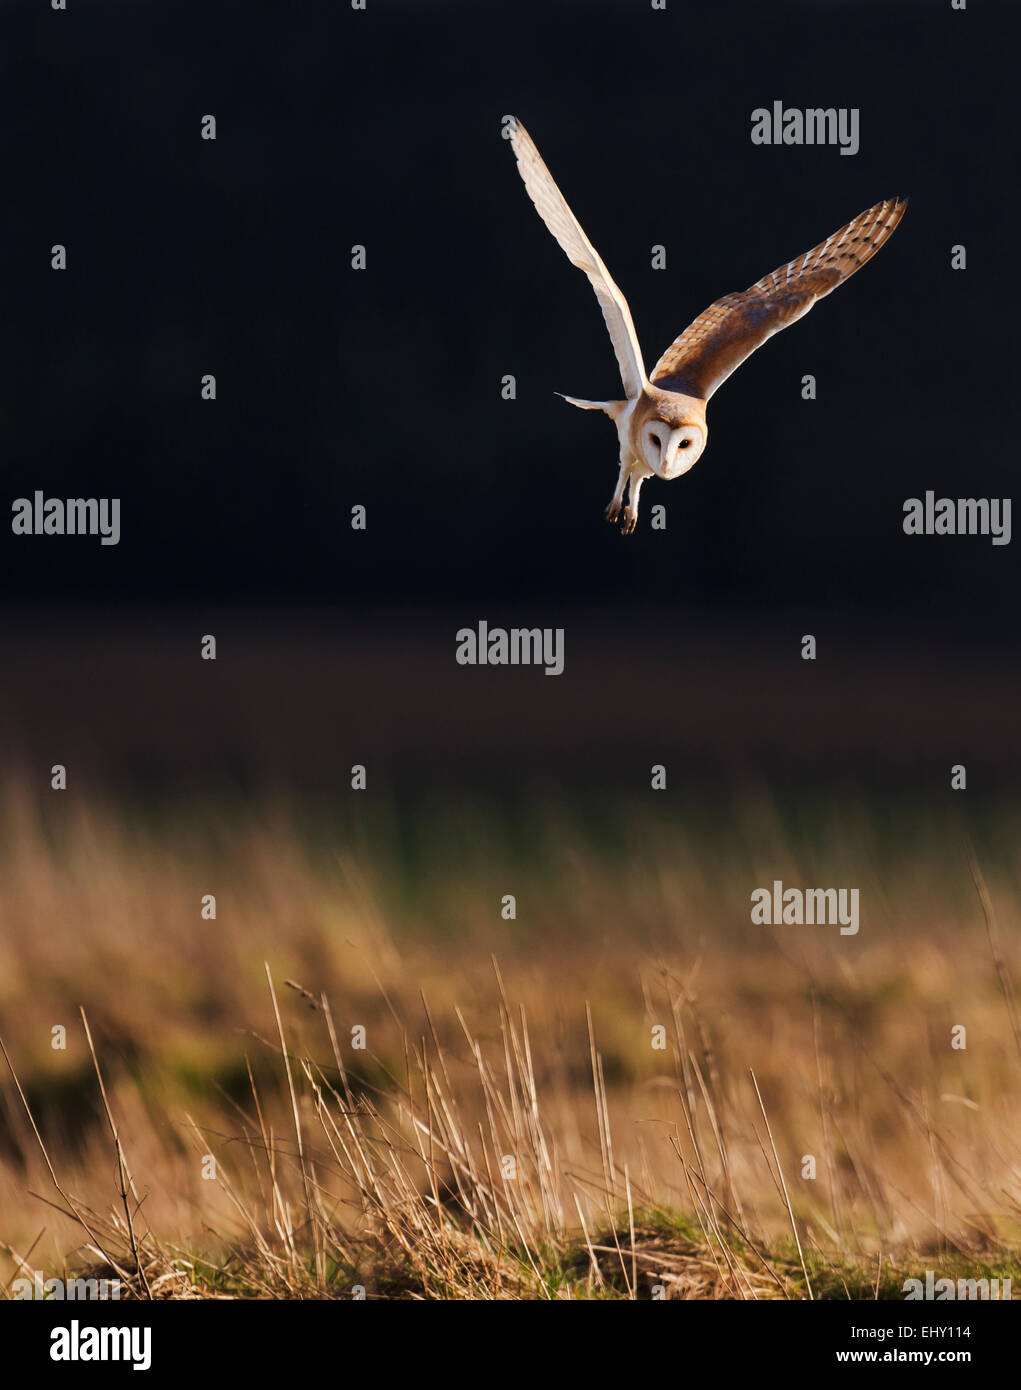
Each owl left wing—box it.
[508,117,648,400]
[651,197,907,401]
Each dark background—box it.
[2,0,1019,792]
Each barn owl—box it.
[507,117,907,533]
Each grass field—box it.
[0,777,1019,1298]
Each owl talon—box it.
[621,507,638,535]
[605,501,621,524]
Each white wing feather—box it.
[508,117,647,400]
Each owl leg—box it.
[622,472,646,535]
[604,456,630,524]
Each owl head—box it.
[639,417,706,480]
[558,386,708,481]
[631,389,707,480]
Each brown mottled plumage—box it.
[651,197,908,400]
[507,116,907,533]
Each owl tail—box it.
[556,394,628,420]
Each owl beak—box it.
[660,430,685,478]
[662,428,698,478]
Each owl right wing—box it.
[508,117,648,400]
[651,197,908,401]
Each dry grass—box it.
[0,778,1019,1298]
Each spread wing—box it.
[651,197,908,401]
[508,116,647,399]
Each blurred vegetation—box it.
[0,777,1019,1297]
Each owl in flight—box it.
[507,117,907,532]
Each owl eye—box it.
[680,439,691,449]
[647,432,660,449]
